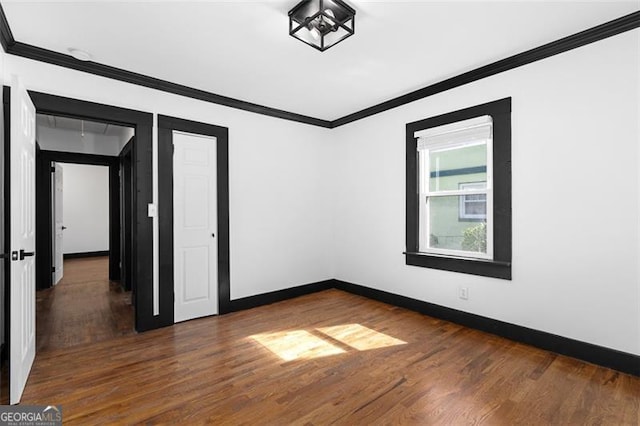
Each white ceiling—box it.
[37,114,132,138]
[4,1,638,121]
[36,113,134,155]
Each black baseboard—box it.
[225,279,639,376]
[333,280,640,377]
[63,250,109,259]
[228,280,334,312]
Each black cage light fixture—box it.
[288,0,356,52]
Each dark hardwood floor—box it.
[22,288,638,424]
[36,256,134,351]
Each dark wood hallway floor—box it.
[22,289,639,424]
[36,256,134,352]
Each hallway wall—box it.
[60,163,109,255]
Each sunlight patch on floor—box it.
[250,324,406,361]
[317,323,407,351]
[250,330,345,361]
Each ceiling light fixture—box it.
[68,48,92,62]
[289,0,355,52]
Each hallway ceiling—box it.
[3,1,638,121]
[36,113,134,155]
[37,114,132,138]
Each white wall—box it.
[4,28,638,356]
[60,163,110,254]
[5,54,335,300]
[331,29,640,355]
[37,125,133,156]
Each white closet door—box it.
[173,131,218,323]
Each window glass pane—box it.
[464,200,486,215]
[459,181,486,192]
[465,194,486,201]
[427,196,487,254]
[459,182,487,219]
[429,142,487,192]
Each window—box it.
[417,115,493,259]
[459,182,487,221]
[405,98,512,279]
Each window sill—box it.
[404,251,511,280]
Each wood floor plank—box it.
[36,257,134,352]
[22,286,640,424]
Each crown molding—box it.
[0,5,331,128]
[0,2,14,52]
[8,41,332,128]
[0,4,637,129]
[332,10,640,127]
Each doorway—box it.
[36,148,134,351]
[1,89,155,404]
[35,118,132,292]
[27,91,155,332]
[34,114,136,350]
[157,115,231,324]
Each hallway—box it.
[36,256,134,352]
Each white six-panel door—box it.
[173,131,218,323]
[53,163,64,285]
[10,77,36,404]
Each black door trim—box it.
[28,91,156,332]
[1,87,9,373]
[157,115,231,326]
[119,137,134,292]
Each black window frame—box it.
[405,97,512,280]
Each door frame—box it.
[119,138,134,292]
[158,115,230,327]
[36,151,121,289]
[27,91,157,331]
[1,87,8,386]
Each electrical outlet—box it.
[458,286,469,300]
